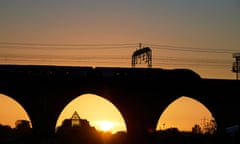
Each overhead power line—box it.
[0,42,137,47]
[0,41,237,69]
[146,43,238,54]
[0,42,238,54]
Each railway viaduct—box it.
[0,64,239,143]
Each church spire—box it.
[71,111,81,127]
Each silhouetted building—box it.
[60,111,91,129]
[55,111,102,144]
[192,124,202,134]
[15,120,31,130]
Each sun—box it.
[95,121,115,132]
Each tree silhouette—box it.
[0,120,32,144]
[14,120,32,143]
[204,119,217,135]
[0,124,13,144]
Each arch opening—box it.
[156,96,217,133]
[0,93,32,143]
[152,96,218,144]
[55,93,128,144]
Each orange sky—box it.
[56,94,127,133]
[0,0,239,133]
[0,94,32,128]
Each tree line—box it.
[1,118,238,144]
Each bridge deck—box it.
[0,64,201,79]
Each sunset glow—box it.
[94,121,116,132]
[56,94,127,133]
